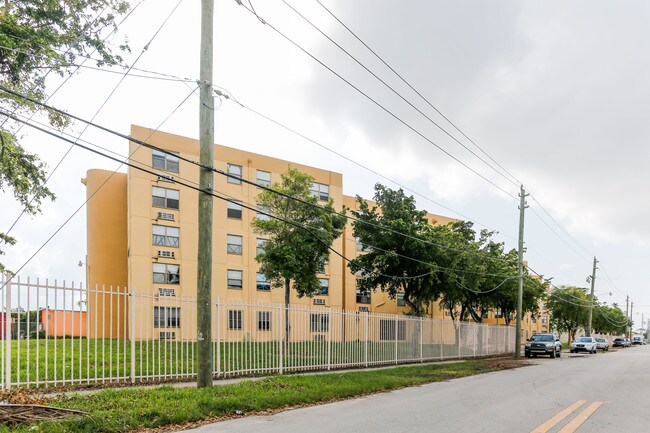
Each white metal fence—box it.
[0,275,515,389]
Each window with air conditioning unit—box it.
[158,250,175,259]
[158,288,176,297]
[359,306,369,312]
[157,175,175,182]
[157,212,175,221]
[313,298,325,306]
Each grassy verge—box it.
[3,358,523,433]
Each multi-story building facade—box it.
[83,125,540,340]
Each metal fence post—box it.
[473,323,477,357]
[4,274,11,390]
[278,303,284,375]
[216,297,221,378]
[419,317,423,362]
[440,318,444,360]
[130,289,136,384]
[364,312,369,368]
[457,322,461,359]
[394,315,398,364]
[326,309,332,371]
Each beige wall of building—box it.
[85,125,540,341]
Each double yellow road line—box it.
[531,400,604,433]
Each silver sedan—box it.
[570,336,598,354]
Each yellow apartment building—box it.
[84,125,540,341]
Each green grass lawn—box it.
[1,358,520,433]
[4,338,466,387]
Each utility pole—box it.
[585,257,598,337]
[515,185,528,358]
[197,0,214,388]
[629,301,634,340]
[626,295,630,339]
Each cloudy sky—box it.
[2,0,649,328]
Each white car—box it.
[570,336,598,354]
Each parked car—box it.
[632,336,643,345]
[570,336,598,353]
[595,337,609,351]
[624,338,632,347]
[613,338,627,347]
[525,333,562,358]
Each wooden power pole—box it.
[586,257,598,337]
[515,185,528,358]
[197,0,214,388]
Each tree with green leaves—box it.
[349,184,443,317]
[252,168,346,343]
[547,285,591,344]
[0,0,130,271]
[592,303,629,336]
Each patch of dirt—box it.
[0,389,48,405]
[482,357,532,369]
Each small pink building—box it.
[40,309,88,337]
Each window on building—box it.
[153,306,181,328]
[227,163,242,184]
[310,182,329,201]
[153,263,180,284]
[257,311,271,331]
[227,200,243,219]
[256,238,267,256]
[256,205,271,221]
[541,315,548,324]
[256,273,270,291]
[397,292,406,306]
[318,278,329,295]
[256,170,271,187]
[228,310,242,330]
[227,269,243,289]
[494,309,503,319]
[481,311,489,319]
[227,234,243,255]
[356,288,371,304]
[152,187,179,210]
[159,331,176,340]
[152,149,179,172]
[379,319,406,341]
[310,313,329,332]
[152,225,180,247]
[532,315,537,324]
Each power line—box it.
[2,111,519,293]
[216,88,518,242]
[0,87,196,289]
[2,0,184,239]
[0,84,519,266]
[276,0,625,295]
[527,206,592,264]
[0,1,144,131]
[313,0,522,188]
[281,0,519,190]
[234,1,518,200]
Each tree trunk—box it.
[284,278,291,354]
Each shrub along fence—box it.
[0,275,514,389]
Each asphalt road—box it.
[180,345,650,433]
